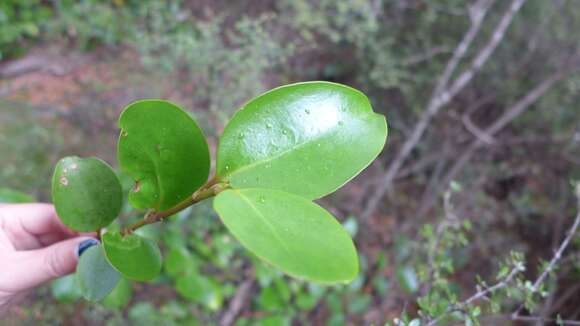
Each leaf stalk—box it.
[121,177,228,235]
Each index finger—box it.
[1,203,78,237]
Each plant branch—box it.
[121,178,229,235]
[511,186,580,319]
[220,276,255,326]
[417,62,579,215]
[362,0,525,220]
[421,190,458,296]
[426,264,522,326]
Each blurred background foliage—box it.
[1,0,579,325]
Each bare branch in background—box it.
[417,58,580,215]
[462,111,496,145]
[425,265,522,326]
[220,277,255,326]
[421,190,460,296]
[401,46,451,66]
[362,0,526,220]
[511,185,580,321]
[425,186,580,326]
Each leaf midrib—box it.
[221,127,336,180]
[235,191,293,257]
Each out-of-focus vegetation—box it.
[1,0,579,325]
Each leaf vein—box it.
[235,191,293,257]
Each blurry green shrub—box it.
[0,0,52,59]
[49,0,135,50]
[132,3,294,123]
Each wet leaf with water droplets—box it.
[213,188,358,283]
[52,156,122,231]
[216,81,387,200]
[118,99,210,210]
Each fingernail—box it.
[77,239,99,257]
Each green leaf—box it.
[259,286,285,311]
[118,99,210,211]
[258,278,291,312]
[296,292,320,310]
[176,274,205,303]
[51,275,82,303]
[0,188,34,203]
[129,302,163,325]
[176,274,223,310]
[102,278,133,309]
[102,231,162,281]
[216,81,387,200]
[165,246,198,277]
[348,294,372,314]
[76,245,121,302]
[52,156,122,232]
[213,188,358,283]
[396,265,418,294]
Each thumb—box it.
[11,237,98,291]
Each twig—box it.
[424,185,580,325]
[462,112,495,145]
[121,178,228,235]
[421,191,459,296]
[362,0,526,220]
[426,265,522,326]
[220,277,255,326]
[402,46,452,66]
[511,187,580,319]
[417,63,578,215]
[465,267,521,305]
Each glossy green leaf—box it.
[216,81,387,200]
[0,188,34,203]
[52,156,122,232]
[118,99,210,211]
[76,245,121,302]
[213,188,358,283]
[102,231,163,281]
[102,278,133,309]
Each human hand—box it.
[0,203,98,313]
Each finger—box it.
[2,203,77,237]
[38,233,68,247]
[1,204,80,250]
[3,237,97,292]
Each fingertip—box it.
[10,236,100,290]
